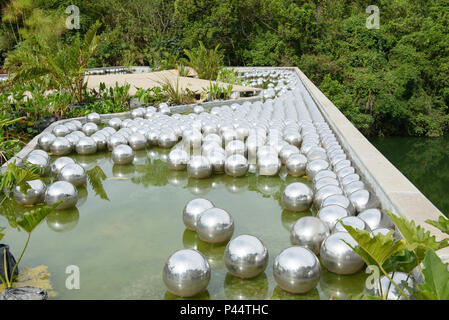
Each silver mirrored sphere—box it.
[51,157,76,176]
[349,189,371,213]
[285,153,307,177]
[168,149,190,171]
[320,232,364,275]
[188,156,212,179]
[82,122,98,136]
[38,133,56,151]
[75,137,97,155]
[224,235,268,279]
[91,132,107,150]
[112,144,135,165]
[53,124,70,137]
[317,204,349,229]
[128,133,147,150]
[306,159,330,179]
[57,163,87,187]
[107,134,128,151]
[196,207,234,244]
[332,216,370,233]
[273,246,321,294]
[87,112,101,124]
[50,137,73,156]
[282,182,313,212]
[158,129,178,148]
[257,154,281,176]
[45,181,78,210]
[183,198,215,231]
[290,216,330,255]
[13,179,46,206]
[108,118,122,130]
[163,249,210,297]
[224,154,248,177]
[357,208,395,231]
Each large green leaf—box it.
[414,249,449,300]
[14,203,60,233]
[86,166,109,201]
[383,249,418,273]
[343,293,382,300]
[426,216,449,236]
[385,210,449,261]
[0,161,43,194]
[341,224,406,269]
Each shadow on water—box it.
[370,136,449,216]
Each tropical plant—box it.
[341,211,449,300]
[182,42,224,80]
[0,161,43,198]
[4,21,102,104]
[86,166,109,201]
[203,82,233,101]
[157,76,196,105]
[217,68,242,85]
[0,202,60,288]
[134,86,167,105]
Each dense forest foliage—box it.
[1,0,448,137]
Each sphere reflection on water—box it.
[46,207,80,233]
[224,273,269,300]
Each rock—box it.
[0,286,48,300]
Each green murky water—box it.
[370,136,449,216]
[0,149,367,299]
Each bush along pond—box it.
[0,68,448,300]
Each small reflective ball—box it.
[13,180,46,206]
[224,235,268,279]
[45,181,78,210]
[285,153,307,177]
[225,154,248,177]
[76,137,97,155]
[282,182,313,212]
[112,144,134,165]
[51,157,76,176]
[273,246,321,294]
[163,249,210,297]
[168,149,190,171]
[50,137,72,156]
[187,156,212,179]
[320,232,364,275]
[38,133,56,151]
[183,198,214,231]
[290,216,330,255]
[58,163,87,187]
[196,207,234,244]
[82,122,98,136]
[87,112,101,124]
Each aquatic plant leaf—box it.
[87,166,109,201]
[383,249,418,273]
[425,216,449,236]
[414,249,449,300]
[385,210,449,261]
[0,161,43,194]
[341,223,406,270]
[15,203,60,233]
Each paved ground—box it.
[85,69,261,96]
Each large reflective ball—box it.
[168,149,190,171]
[285,153,307,177]
[183,198,214,231]
[290,216,330,255]
[357,208,394,230]
[306,159,330,179]
[53,124,70,137]
[207,149,226,174]
[314,185,343,209]
[57,163,87,187]
[320,232,364,275]
[224,235,268,279]
[107,134,127,151]
[196,207,234,244]
[158,129,178,148]
[317,204,349,229]
[45,181,78,210]
[370,272,414,300]
[51,157,75,176]
[91,132,107,151]
[257,154,281,176]
[112,144,134,165]
[332,216,370,233]
[225,140,246,157]
[108,118,122,130]
[87,112,101,124]
[163,249,211,297]
[38,133,56,151]
[322,194,356,216]
[349,189,371,213]
[282,182,313,212]
[25,154,50,174]
[13,180,46,206]
[50,137,72,156]
[225,154,248,177]
[82,122,98,136]
[187,156,212,179]
[279,145,300,164]
[128,133,147,150]
[273,246,321,294]
[75,137,97,155]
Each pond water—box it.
[1,149,367,300]
[370,136,449,216]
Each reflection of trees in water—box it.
[164,290,210,300]
[270,285,320,300]
[224,273,269,300]
[319,268,367,300]
[371,136,449,215]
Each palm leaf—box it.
[14,202,60,233]
[86,166,109,201]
